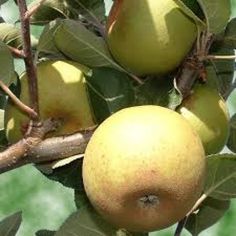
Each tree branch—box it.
[17,0,39,118]
[176,53,201,98]
[0,0,97,175]
[8,46,25,58]
[28,129,94,163]
[0,80,38,118]
[0,126,95,174]
[24,0,47,20]
[0,119,58,173]
[176,31,214,98]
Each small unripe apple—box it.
[107,0,197,76]
[83,105,206,232]
[178,84,230,155]
[5,60,95,143]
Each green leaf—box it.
[86,67,135,123]
[55,206,118,236]
[174,0,205,27]
[54,19,124,71]
[197,0,231,34]
[35,230,56,236]
[74,189,91,210]
[36,156,84,190]
[0,23,37,49]
[135,77,183,110]
[67,0,106,22]
[204,154,236,200]
[135,77,171,106]
[0,23,23,48]
[0,16,4,23]
[0,211,22,236]
[207,47,235,99]
[168,85,183,110]
[227,114,236,153]
[29,0,75,25]
[0,41,14,86]
[7,73,21,98]
[223,17,236,49]
[37,19,65,58]
[36,154,83,174]
[180,0,204,19]
[185,197,230,236]
[0,0,9,5]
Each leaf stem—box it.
[206,55,236,60]
[187,194,208,216]
[174,217,188,236]
[174,193,207,236]
[128,73,144,85]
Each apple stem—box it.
[0,80,38,119]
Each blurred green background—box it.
[0,1,236,235]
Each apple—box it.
[106,0,197,76]
[178,84,230,155]
[5,60,95,143]
[83,105,206,232]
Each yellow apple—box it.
[83,105,206,232]
[178,84,230,155]
[106,0,197,76]
[5,60,95,143]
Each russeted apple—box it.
[106,0,198,76]
[178,84,230,155]
[5,60,95,143]
[83,105,206,232]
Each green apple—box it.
[5,60,95,143]
[178,84,230,155]
[83,105,206,232]
[107,0,197,76]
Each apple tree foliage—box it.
[0,0,236,235]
